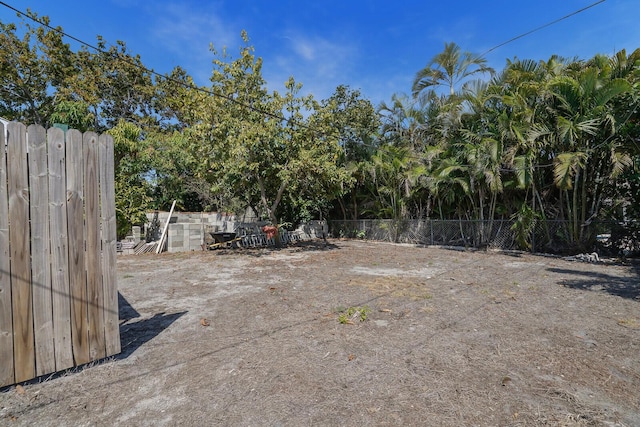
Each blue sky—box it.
[4,0,639,107]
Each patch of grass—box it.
[393,288,432,300]
[338,306,371,324]
[617,318,639,329]
[348,277,433,301]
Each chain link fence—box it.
[329,219,639,255]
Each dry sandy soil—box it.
[1,239,639,426]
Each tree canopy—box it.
[1,11,638,251]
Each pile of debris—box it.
[563,252,601,263]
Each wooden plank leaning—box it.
[156,200,176,254]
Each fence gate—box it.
[0,122,120,388]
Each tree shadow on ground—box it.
[118,293,186,359]
[548,266,640,301]
[289,240,340,252]
[210,239,340,258]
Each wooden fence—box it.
[0,122,120,388]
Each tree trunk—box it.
[572,168,581,243]
[338,198,347,221]
[257,175,288,248]
[351,186,359,220]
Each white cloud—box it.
[151,3,235,50]
[262,31,357,102]
[291,38,316,61]
[142,2,239,84]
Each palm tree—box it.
[412,42,494,99]
[426,157,470,220]
[368,145,427,221]
[490,56,576,248]
[378,93,433,151]
[548,60,632,245]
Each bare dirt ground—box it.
[1,239,639,426]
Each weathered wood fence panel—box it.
[0,122,120,388]
[66,129,89,366]
[84,132,105,361]
[0,122,14,387]
[48,128,74,371]
[99,134,120,357]
[8,122,34,384]
[28,124,55,377]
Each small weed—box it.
[503,290,517,300]
[617,318,639,329]
[338,306,371,324]
[123,274,134,279]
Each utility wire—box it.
[0,0,300,127]
[480,0,606,57]
[0,0,630,173]
[0,0,608,127]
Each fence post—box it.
[532,219,537,253]
[430,220,433,245]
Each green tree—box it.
[108,120,153,239]
[315,85,380,220]
[60,37,156,132]
[549,61,632,244]
[49,100,94,131]
[378,93,432,151]
[0,11,74,125]
[184,32,344,231]
[412,42,494,98]
[368,145,427,220]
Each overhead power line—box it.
[0,0,608,123]
[0,0,302,127]
[480,0,607,57]
[0,0,629,169]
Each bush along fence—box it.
[0,122,120,388]
[328,219,634,255]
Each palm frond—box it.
[553,151,587,189]
[610,149,633,178]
